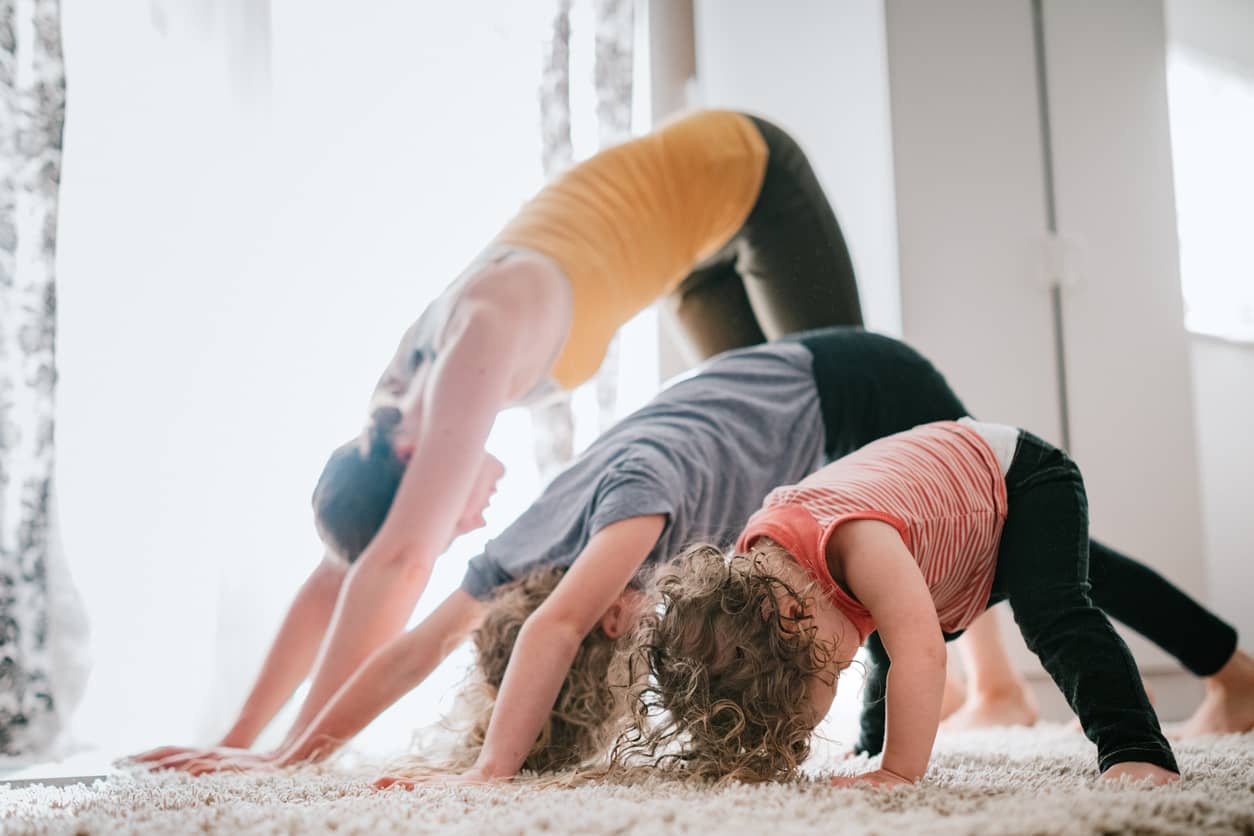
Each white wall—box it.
[1166,0,1254,644]
[1041,0,1206,604]
[692,0,902,336]
[885,0,1062,442]
[885,0,1207,675]
[692,1,1212,677]
[1189,339,1254,643]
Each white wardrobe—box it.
[687,0,1206,678]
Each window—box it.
[1166,43,1254,343]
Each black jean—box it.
[669,115,863,360]
[854,431,1239,774]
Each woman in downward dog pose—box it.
[627,419,1254,786]
[126,110,862,770]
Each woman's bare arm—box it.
[162,589,484,775]
[276,589,484,765]
[284,295,524,743]
[128,556,346,765]
[224,557,349,749]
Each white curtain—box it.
[54,0,649,760]
[56,0,549,757]
[532,0,637,478]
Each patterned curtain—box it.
[591,0,633,435]
[0,0,76,758]
[531,0,633,477]
[531,0,577,480]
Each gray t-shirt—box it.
[461,342,825,599]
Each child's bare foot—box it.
[1175,650,1254,737]
[941,684,1038,731]
[1101,762,1180,786]
[940,675,967,721]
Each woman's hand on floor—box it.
[122,746,251,772]
[119,745,203,767]
[830,768,914,789]
[139,747,282,775]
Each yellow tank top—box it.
[494,110,768,389]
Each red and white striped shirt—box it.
[736,420,1010,640]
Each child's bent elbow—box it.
[524,609,591,649]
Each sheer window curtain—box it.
[55,0,653,759]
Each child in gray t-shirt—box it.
[326,327,977,777]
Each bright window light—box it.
[1166,46,1254,343]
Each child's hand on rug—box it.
[1100,762,1180,786]
[373,769,503,791]
[830,768,914,789]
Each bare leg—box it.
[942,606,1039,731]
[941,672,967,721]
[1175,648,1254,737]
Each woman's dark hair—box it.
[312,406,406,562]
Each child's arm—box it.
[450,514,664,781]
[275,588,484,766]
[172,589,485,774]
[832,520,947,785]
[127,556,347,766]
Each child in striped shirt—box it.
[624,419,1252,786]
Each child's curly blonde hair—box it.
[457,565,635,772]
[611,539,838,783]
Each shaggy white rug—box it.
[3,726,1252,835]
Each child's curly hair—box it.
[611,539,836,783]
[456,565,634,773]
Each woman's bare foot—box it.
[1175,650,1254,737]
[1101,761,1180,786]
[941,675,967,721]
[941,684,1039,731]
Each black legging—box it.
[669,116,863,360]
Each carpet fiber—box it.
[3,726,1252,835]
